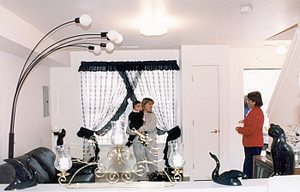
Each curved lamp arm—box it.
[8,14,122,158]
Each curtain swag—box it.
[78,60,179,72]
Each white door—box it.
[192,65,220,180]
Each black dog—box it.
[268,123,295,176]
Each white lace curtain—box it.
[126,70,178,132]
[79,61,179,133]
[80,71,127,131]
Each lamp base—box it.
[8,132,14,158]
[57,172,70,177]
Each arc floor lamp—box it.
[8,14,123,158]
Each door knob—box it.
[211,129,218,133]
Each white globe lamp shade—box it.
[93,45,101,54]
[79,14,92,27]
[107,30,118,41]
[114,34,123,44]
[52,124,61,133]
[106,42,114,52]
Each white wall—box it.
[0,50,52,163]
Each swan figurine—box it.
[209,152,246,186]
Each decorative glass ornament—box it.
[168,143,185,168]
[110,121,126,146]
[54,145,72,175]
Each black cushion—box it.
[25,147,57,182]
[27,157,51,183]
[66,173,95,183]
[68,162,96,175]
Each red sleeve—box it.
[237,109,261,136]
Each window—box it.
[79,61,180,145]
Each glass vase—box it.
[168,143,185,169]
[110,121,126,146]
[54,145,72,173]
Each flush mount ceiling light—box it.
[277,45,287,55]
[240,5,253,14]
[137,1,172,36]
[140,25,168,36]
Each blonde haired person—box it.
[132,98,158,180]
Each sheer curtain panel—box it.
[80,71,127,132]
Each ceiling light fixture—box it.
[277,44,287,55]
[138,1,170,36]
[140,26,168,36]
[240,5,253,14]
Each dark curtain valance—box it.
[78,60,179,72]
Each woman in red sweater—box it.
[236,91,264,179]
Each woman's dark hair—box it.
[247,91,263,107]
[133,100,141,108]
